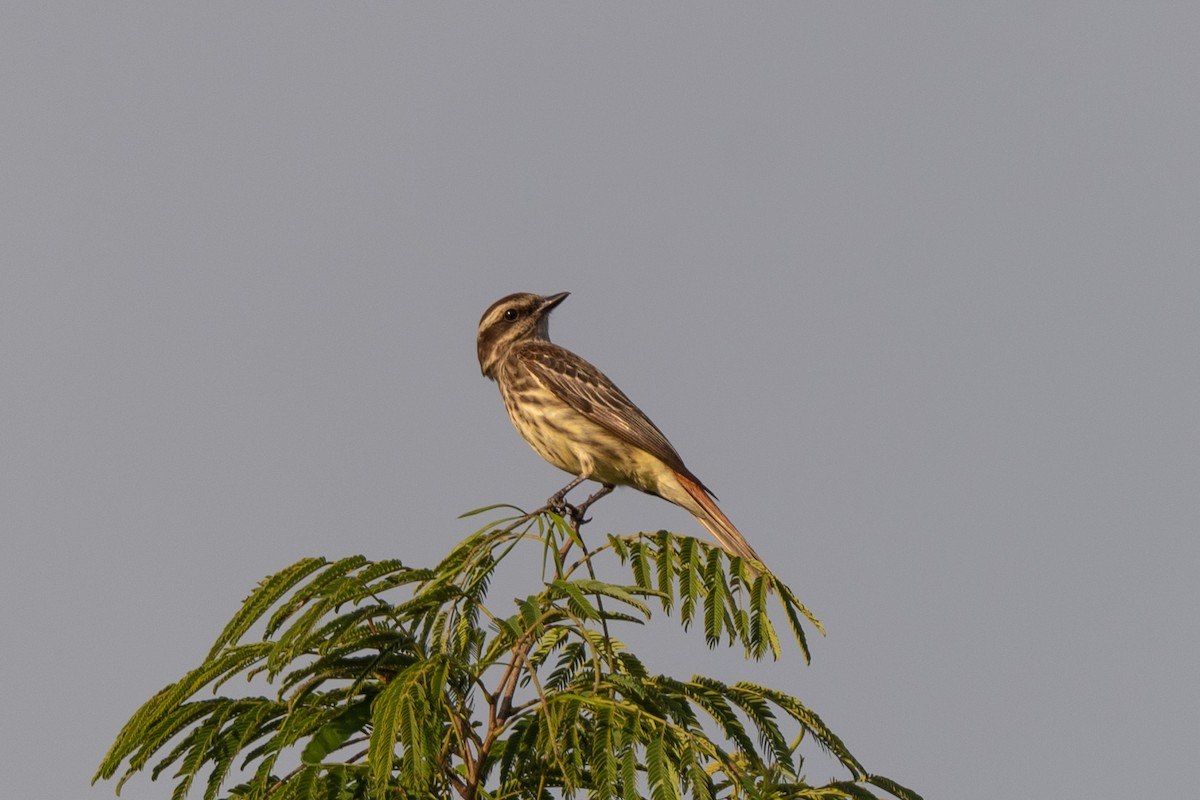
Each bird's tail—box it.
[665,470,768,578]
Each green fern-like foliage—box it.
[94,505,920,800]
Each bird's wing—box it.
[518,341,707,487]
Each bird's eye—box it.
[503,308,520,321]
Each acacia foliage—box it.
[95,505,920,800]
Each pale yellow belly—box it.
[500,384,665,494]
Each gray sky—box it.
[4,4,1198,798]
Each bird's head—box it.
[476,291,569,379]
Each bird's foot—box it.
[547,475,588,516]
[569,484,614,525]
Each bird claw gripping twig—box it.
[546,476,614,527]
[569,484,614,525]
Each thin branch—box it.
[561,500,617,665]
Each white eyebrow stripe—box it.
[478,304,512,332]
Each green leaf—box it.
[457,502,526,518]
[821,781,885,800]
[681,676,758,766]
[367,675,406,794]
[654,530,674,611]
[203,700,280,798]
[630,540,650,589]
[301,699,373,765]
[645,734,666,800]
[678,536,699,629]
[567,578,659,618]
[740,682,866,779]
[702,548,728,648]
[867,773,925,800]
[549,579,601,620]
[283,555,370,610]
[775,580,819,664]
[208,558,328,659]
[749,573,779,661]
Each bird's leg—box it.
[547,474,589,516]
[570,484,614,526]
[555,483,615,570]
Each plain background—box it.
[4,4,1198,799]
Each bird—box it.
[476,291,766,574]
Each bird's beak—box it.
[542,292,570,311]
